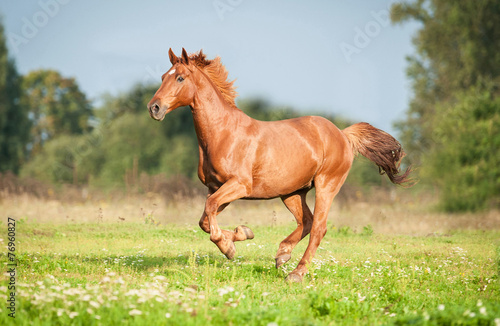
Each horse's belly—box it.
[247,160,318,199]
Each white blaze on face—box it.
[167,68,176,75]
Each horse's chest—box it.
[198,151,233,191]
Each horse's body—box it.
[199,114,351,199]
[148,48,412,282]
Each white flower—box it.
[438,304,445,311]
[89,301,100,309]
[129,309,142,316]
[68,312,78,319]
[479,307,487,315]
[165,313,171,318]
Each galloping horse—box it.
[147,48,412,282]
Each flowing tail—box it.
[342,122,414,186]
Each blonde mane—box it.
[189,51,238,107]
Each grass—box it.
[1,218,499,325]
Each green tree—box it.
[392,0,500,211]
[21,69,92,153]
[391,0,500,164]
[424,88,500,211]
[0,18,30,173]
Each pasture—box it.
[1,193,500,325]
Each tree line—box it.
[1,0,499,212]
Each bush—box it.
[424,88,500,212]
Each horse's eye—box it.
[177,76,184,83]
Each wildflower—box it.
[129,309,142,316]
[89,301,100,309]
[165,313,171,318]
[217,286,234,296]
[438,304,445,311]
[480,307,487,315]
[357,293,366,302]
[68,312,79,319]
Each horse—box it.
[147,48,412,282]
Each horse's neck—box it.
[190,85,249,150]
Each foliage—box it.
[424,88,500,211]
[391,0,500,211]
[391,0,500,165]
[1,221,499,325]
[21,69,93,154]
[20,134,85,184]
[0,19,30,174]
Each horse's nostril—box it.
[151,103,160,113]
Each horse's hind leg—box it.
[286,174,347,283]
[275,190,313,268]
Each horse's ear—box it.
[181,48,189,64]
[168,48,178,64]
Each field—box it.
[1,191,500,325]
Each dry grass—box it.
[2,186,499,235]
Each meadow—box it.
[1,190,499,325]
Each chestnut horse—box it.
[147,48,412,282]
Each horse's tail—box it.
[342,122,414,186]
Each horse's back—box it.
[246,116,351,198]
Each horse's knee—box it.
[199,218,210,233]
[313,224,327,239]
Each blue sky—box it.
[0,0,420,134]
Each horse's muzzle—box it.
[148,101,167,121]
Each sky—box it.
[0,0,420,134]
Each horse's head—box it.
[147,48,196,121]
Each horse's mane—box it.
[189,51,238,107]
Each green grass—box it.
[1,220,499,325]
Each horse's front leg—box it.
[203,179,253,259]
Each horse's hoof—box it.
[224,241,236,260]
[275,254,291,268]
[236,225,254,240]
[285,273,303,283]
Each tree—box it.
[21,69,93,154]
[0,18,30,173]
[424,88,500,211]
[391,0,500,165]
[391,0,500,211]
